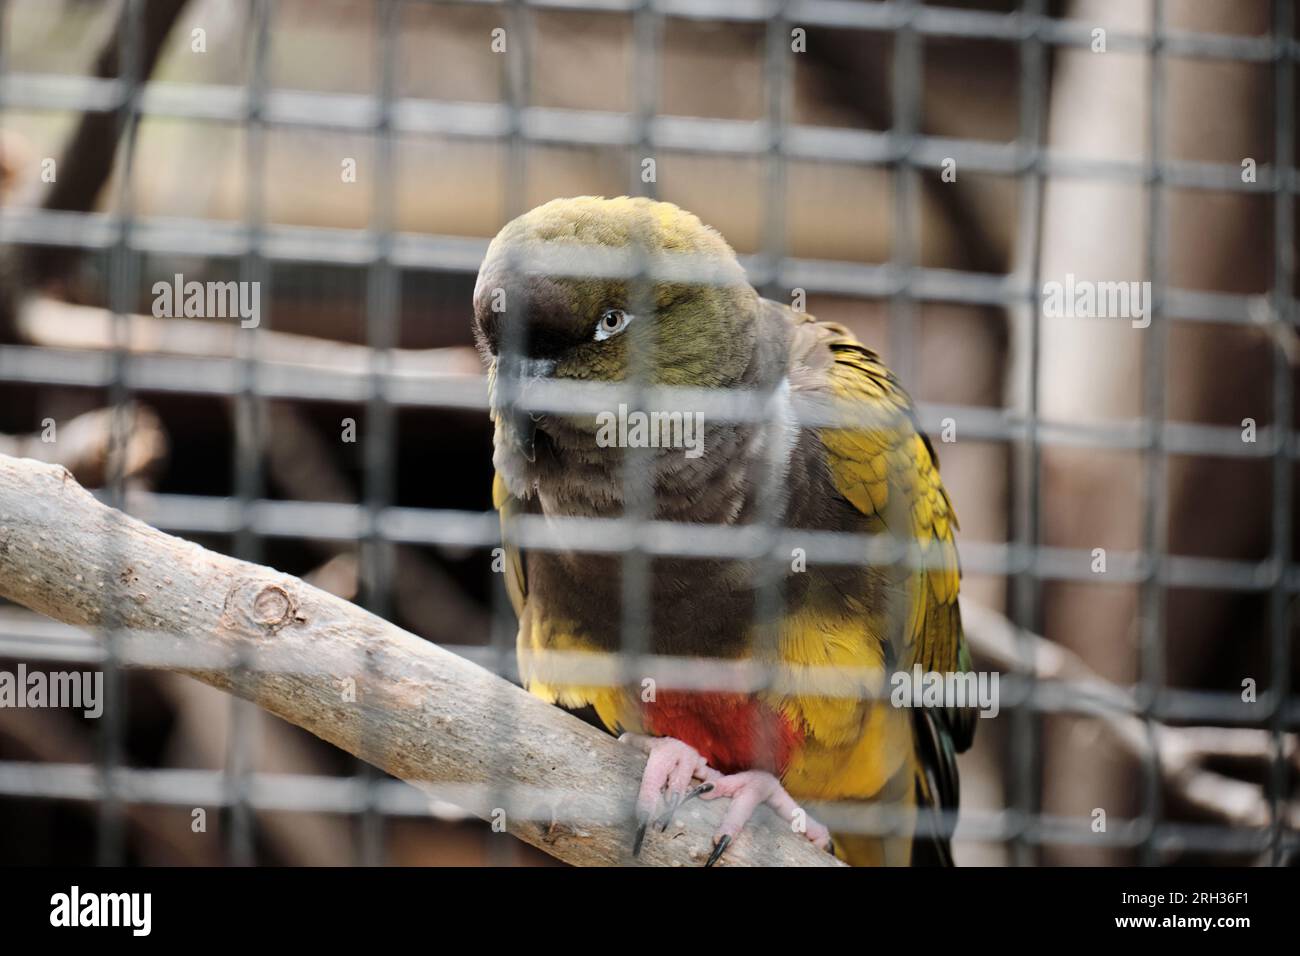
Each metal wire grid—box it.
[0,0,1295,864]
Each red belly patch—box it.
[642,691,805,775]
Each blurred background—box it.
[0,0,1296,866]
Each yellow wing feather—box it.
[817,337,964,677]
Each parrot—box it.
[472,195,976,866]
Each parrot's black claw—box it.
[654,793,682,833]
[704,834,731,868]
[632,812,650,857]
[654,781,713,832]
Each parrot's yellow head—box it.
[473,196,762,490]
[473,196,758,386]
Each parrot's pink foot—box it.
[619,733,718,855]
[698,770,832,866]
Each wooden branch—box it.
[154,674,356,867]
[262,403,490,645]
[0,404,168,488]
[21,0,191,289]
[18,297,483,378]
[961,601,1300,831]
[0,453,839,867]
[1,1,190,343]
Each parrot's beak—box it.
[515,410,541,462]
[497,357,555,463]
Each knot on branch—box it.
[222,578,306,635]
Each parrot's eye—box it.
[594,308,633,342]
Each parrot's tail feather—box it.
[911,707,960,867]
